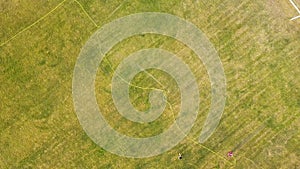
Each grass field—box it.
[1,0,299,168]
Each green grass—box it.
[0,0,299,168]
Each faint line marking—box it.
[0,0,67,47]
[74,0,99,27]
[136,64,165,89]
[107,0,127,20]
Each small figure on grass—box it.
[227,151,233,157]
[178,153,183,160]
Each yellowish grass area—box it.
[0,0,299,168]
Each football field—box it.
[0,0,299,168]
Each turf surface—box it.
[0,0,299,168]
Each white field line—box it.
[289,0,300,13]
[291,15,300,20]
[289,0,300,20]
